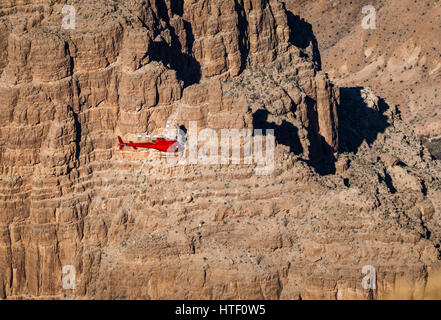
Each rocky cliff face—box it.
[0,0,440,299]
[285,0,441,140]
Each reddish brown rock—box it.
[0,0,440,300]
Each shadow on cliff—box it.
[301,96,337,175]
[252,108,337,175]
[285,10,322,70]
[169,0,184,16]
[150,0,201,87]
[253,86,391,176]
[422,137,441,160]
[305,88,391,175]
[338,87,390,153]
[150,41,201,87]
[234,0,250,74]
[71,108,82,162]
[252,109,303,155]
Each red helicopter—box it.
[118,120,184,157]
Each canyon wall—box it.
[0,0,440,299]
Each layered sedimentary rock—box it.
[285,0,441,140]
[0,0,440,300]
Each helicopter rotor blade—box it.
[164,120,170,136]
[134,134,163,138]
